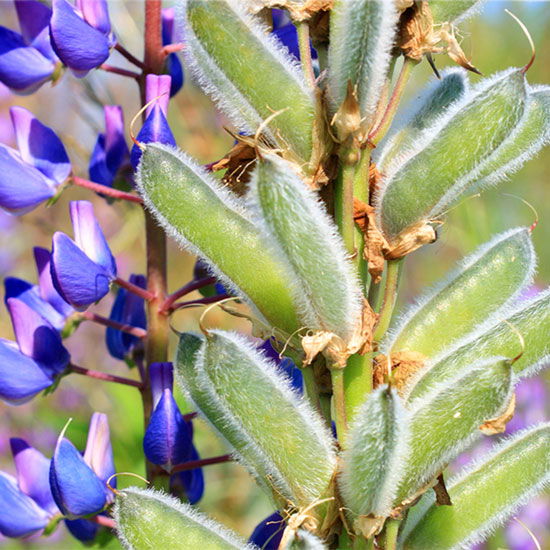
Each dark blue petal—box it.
[50,436,106,519]
[4,276,65,330]
[169,445,204,505]
[0,145,55,214]
[51,232,113,310]
[83,413,115,489]
[272,24,317,62]
[7,297,70,377]
[0,472,49,538]
[15,0,52,44]
[143,390,193,472]
[10,106,71,185]
[10,438,58,516]
[34,247,74,320]
[259,340,303,394]
[0,338,53,404]
[249,511,285,550]
[70,201,116,276]
[88,134,110,186]
[50,0,110,76]
[76,0,111,35]
[130,106,176,168]
[65,518,98,542]
[166,53,184,97]
[271,9,290,30]
[0,26,54,94]
[149,362,174,408]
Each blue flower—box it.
[272,23,317,62]
[51,201,117,310]
[0,0,58,94]
[260,339,303,394]
[162,8,184,97]
[249,511,285,549]
[50,0,114,77]
[0,107,70,214]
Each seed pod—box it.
[340,387,409,517]
[248,153,362,340]
[401,423,550,550]
[383,227,535,358]
[393,358,513,506]
[328,0,399,126]
[182,0,314,162]
[427,0,484,23]
[376,69,528,241]
[175,331,336,508]
[407,288,550,402]
[114,487,254,550]
[136,143,300,334]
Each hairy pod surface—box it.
[114,487,254,549]
[248,153,363,339]
[383,228,535,358]
[136,143,300,334]
[328,0,399,126]
[175,331,336,508]
[427,0,484,23]
[377,69,528,241]
[401,423,550,550]
[181,0,315,162]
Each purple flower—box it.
[193,258,229,297]
[89,105,130,188]
[0,1,58,94]
[272,23,317,63]
[51,201,117,310]
[0,107,70,214]
[130,74,176,168]
[49,0,114,77]
[0,438,59,539]
[162,8,184,97]
[260,339,303,394]
[249,511,285,549]
[106,274,146,360]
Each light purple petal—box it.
[149,362,174,409]
[75,0,111,35]
[83,413,115,489]
[145,74,171,117]
[10,106,71,185]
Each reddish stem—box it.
[99,64,140,79]
[171,454,233,474]
[71,176,143,204]
[90,515,116,529]
[114,277,157,302]
[162,43,184,56]
[70,365,143,389]
[170,294,230,312]
[183,412,198,422]
[161,277,217,312]
[81,311,147,339]
[114,43,145,69]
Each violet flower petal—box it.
[249,511,285,549]
[64,518,98,542]
[169,445,204,505]
[75,0,111,35]
[83,413,115,489]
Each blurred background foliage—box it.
[0,1,548,548]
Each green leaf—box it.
[393,358,513,506]
[383,228,535,358]
[376,69,469,173]
[340,387,409,516]
[328,0,399,124]
[248,153,362,339]
[114,487,253,550]
[427,0,484,23]
[407,288,550,402]
[377,69,528,241]
[401,423,550,550]
[182,0,315,162]
[175,331,336,508]
[136,143,300,334]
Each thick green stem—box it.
[335,153,357,255]
[331,368,348,446]
[383,519,401,550]
[296,22,316,90]
[343,352,374,426]
[373,259,403,343]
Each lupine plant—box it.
[0,1,549,549]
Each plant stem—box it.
[369,58,416,145]
[162,43,184,56]
[343,352,374,426]
[114,276,156,302]
[383,519,401,550]
[171,294,230,312]
[99,64,140,79]
[70,365,143,389]
[161,276,217,312]
[81,311,147,339]
[353,147,373,286]
[335,153,357,255]
[331,368,348,446]
[297,21,316,89]
[115,43,145,68]
[90,515,116,529]
[71,176,143,203]
[171,454,233,474]
[373,259,403,342]
[302,366,325,421]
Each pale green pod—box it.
[401,423,550,550]
[340,387,409,517]
[428,0,485,23]
[376,69,469,173]
[181,0,314,161]
[176,331,337,508]
[283,529,327,550]
[407,288,550,402]
[328,0,399,122]
[383,227,535,358]
[136,143,300,334]
[393,358,513,506]
[248,153,362,339]
[377,69,528,241]
[114,487,254,550]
